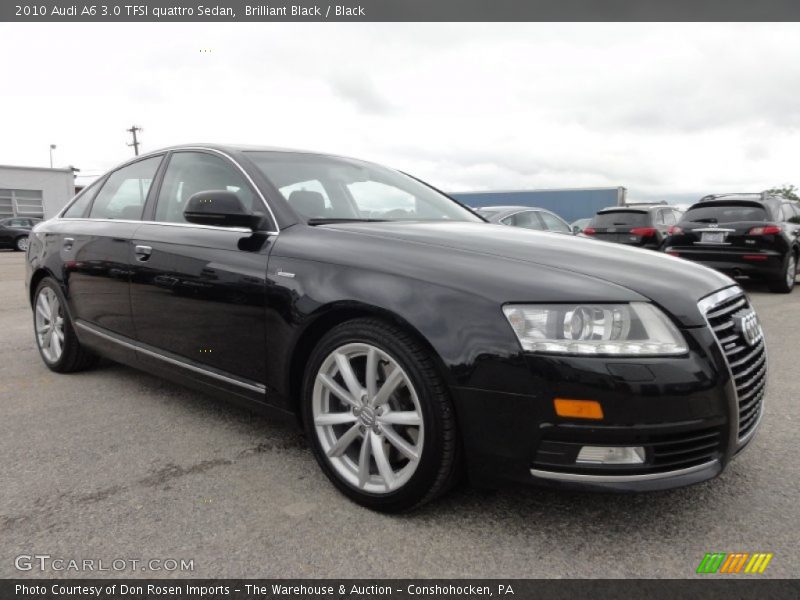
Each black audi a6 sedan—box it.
[584,205,683,250]
[664,193,800,293]
[25,145,766,512]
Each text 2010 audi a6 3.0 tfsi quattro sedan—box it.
[25,145,767,512]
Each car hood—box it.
[286,221,734,326]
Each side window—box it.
[155,152,256,224]
[790,204,800,224]
[8,218,27,227]
[89,156,162,220]
[540,211,571,233]
[512,211,545,230]
[661,210,677,226]
[780,203,797,223]
[63,181,102,218]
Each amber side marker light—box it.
[554,398,604,420]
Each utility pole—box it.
[126,125,143,156]
[49,144,56,168]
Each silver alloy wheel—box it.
[787,254,797,288]
[16,236,29,251]
[35,287,65,363]
[312,342,424,494]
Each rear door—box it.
[62,155,163,338]
[130,150,275,387]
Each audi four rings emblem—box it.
[734,310,762,347]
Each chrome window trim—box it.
[530,460,718,483]
[54,217,258,235]
[75,321,266,394]
[56,146,281,234]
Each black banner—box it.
[3,580,800,600]
[4,0,800,22]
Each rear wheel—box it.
[302,318,461,512]
[768,252,797,293]
[15,236,29,252]
[33,278,98,372]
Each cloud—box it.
[327,73,393,114]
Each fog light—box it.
[576,446,645,465]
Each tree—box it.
[766,184,800,203]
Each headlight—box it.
[502,303,687,355]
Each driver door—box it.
[129,150,276,390]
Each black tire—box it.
[768,251,797,294]
[15,236,29,252]
[33,277,98,373]
[301,318,462,512]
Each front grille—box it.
[532,425,723,476]
[702,288,767,443]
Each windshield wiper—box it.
[307,218,388,225]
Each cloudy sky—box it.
[2,22,799,201]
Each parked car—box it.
[475,205,574,234]
[570,217,592,234]
[0,217,41,251]
[584,205,683,249]
[664,193,800,293]
[26,144,764,511]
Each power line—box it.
[126,125,143,156]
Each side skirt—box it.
[74,320,294,421]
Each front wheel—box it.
[302,318,461,512]
[768,252,797,293]
[15,236,29,252]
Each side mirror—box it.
[183,190,262,229]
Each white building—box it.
[0,165,76,220]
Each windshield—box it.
[246,152,482,223]
[682,204,768,224]
[592,211,649,227]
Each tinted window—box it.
[248,151,481,223]
[155,152,255,224]
[682,204,767,224]
[63,181,101,218]
[592,211,649,227]
[540,211,571,233]
[89,157,162,220]
[8,218,29,227]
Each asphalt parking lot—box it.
[1,249,798,579]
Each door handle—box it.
[134,245,152,261]
[63,237,74,250]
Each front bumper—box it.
[451,324,761,492]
